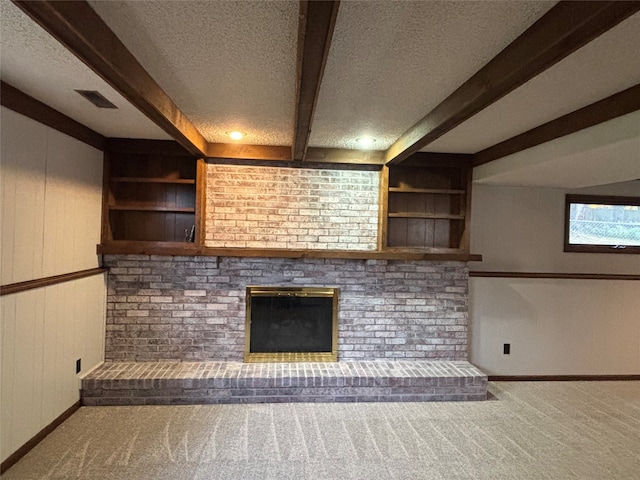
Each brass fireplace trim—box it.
[245,286,339,363]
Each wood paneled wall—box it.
[0,107,106,463]
[1,276,106,461]
[1,108,104,284]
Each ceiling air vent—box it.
[75,90,118,109]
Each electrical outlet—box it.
[503,343,511,355]
[76,358,82,374]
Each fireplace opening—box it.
[245,286,339,362]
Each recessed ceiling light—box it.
[227,131,245,140]
[356,136,376,148]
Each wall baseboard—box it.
[0,400,81,474]
[489,375,640,382]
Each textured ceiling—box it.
[0,1,170,140]
[310,0,555,150]
[429,11,640,153]
[89,0,298,146]
[473,110,640,188]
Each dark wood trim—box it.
[564,194,640,206]
[396,152,473,168]
[100,152,112,245]
[0,400,80,474]
[214,145,387,168]
[12,0,207,157]
[97,242,483,262]
[205,247,482,262]
[563,245,640,255]
[388,213,465,219]
[293,0,340,160]
[195,158,207,248]
[199,248,482,262]
[111,178,196,185]
[388,187,465,194]
[207,143,292,161]
[378,166,390,251]
[1,81,105,150]
[304,147,385,165]
[108,206,195,213]
[385,1,640,165]
[474,84,640,166]
[0,268,108,296]
[469,271,640,281]
[205,157,382,172]
[460,159,473,252]
[97,241,201,256]
[105,138,195,157]
[489,375,640,382]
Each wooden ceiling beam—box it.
[396,152,473,169]
[305,147,384,165]
[105,138,195,156]
[206,144,384,167]
[13,0,208,157]
[385,1,640,166]
[207,143,292,161]
[473,84,640,167]
[292,0,340,161]
[1,81,106,151]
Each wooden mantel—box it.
[97,243,482,262]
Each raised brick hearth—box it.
[82,360,487,405]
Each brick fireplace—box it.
[88,162,486,404]
[104,255,469,362]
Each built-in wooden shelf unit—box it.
[101,140,203,248]
[381,154,472,253]
[98,144,478,260]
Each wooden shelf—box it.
[97,241,199,255]
[111,177,195,184]
[109,205,195,213]
[388,187,465,194]
[382,158,472,251]
[388,212,465,220]
[102,145,201,245]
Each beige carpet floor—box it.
[2,381,639,479]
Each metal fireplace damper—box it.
[245,286,339,362]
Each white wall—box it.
[469,181,640,375]
[0,107,106,463]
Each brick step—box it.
[82,360,487,405]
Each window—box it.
[564,194,640,254]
